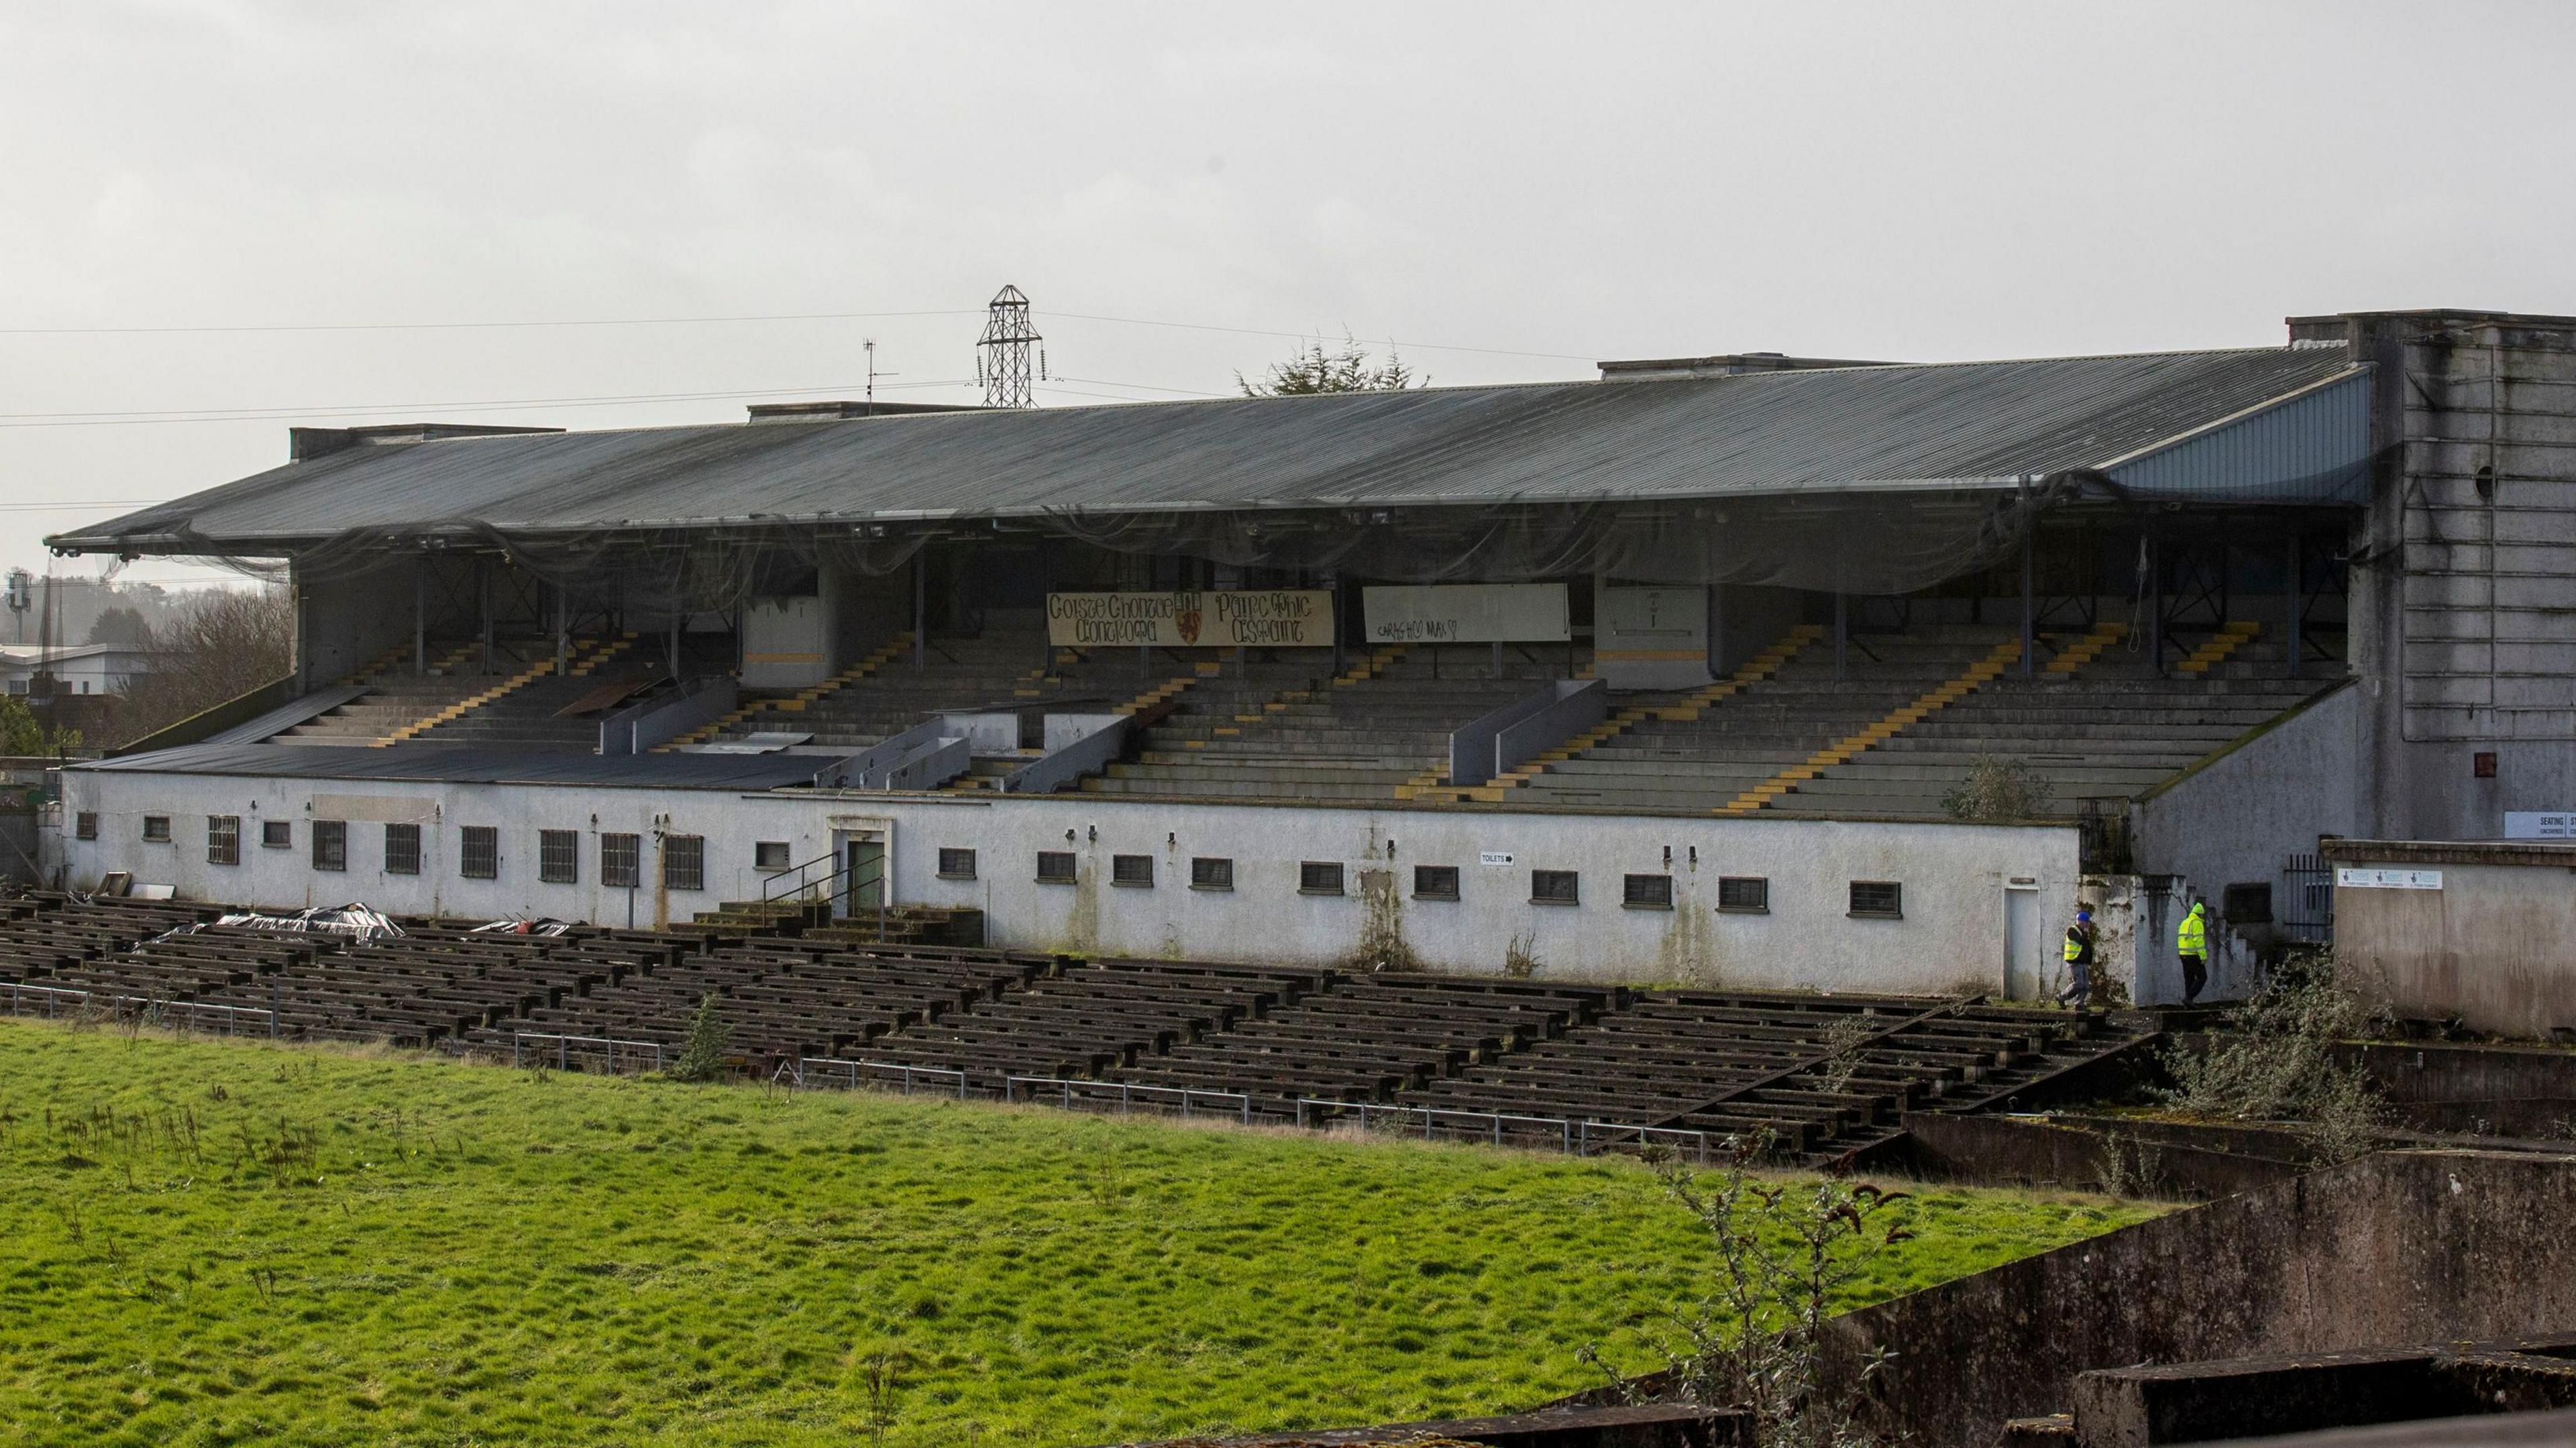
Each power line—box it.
[0,301,1599,361]
[1044,310,1597,363]
[1051,376,1231,398]
[0,378,978,429]
[0,309,979,337]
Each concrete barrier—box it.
[1823,1149,2576,1447]
[598,675,737,756]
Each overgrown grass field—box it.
[0,1021,2159,1446]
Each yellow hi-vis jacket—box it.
[2178,903,2208,957]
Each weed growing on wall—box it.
[1592,1134,1911,1448]
[1348,868,1420,973]
[2163,948,2388,1163]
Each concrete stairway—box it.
[1512,625,2022,813]
[686,620,1200,753]
[665,632,913,750]
[1081,644,1593,803]
[407,634,733,750]
[1762,624,2334,820]
[269,641,493,746]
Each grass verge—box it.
[0,1019,2162,1447]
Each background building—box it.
[37,309,2573,1001]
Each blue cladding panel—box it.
[2108,370,2373,503]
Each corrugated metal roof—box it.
[56,345,2365,552]
[72,742,828,791]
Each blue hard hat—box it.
[2076,909,2092,922]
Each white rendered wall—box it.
[54,769,2078,994]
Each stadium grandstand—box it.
[33,309,2576,1007]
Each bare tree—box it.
[113,586,294,744]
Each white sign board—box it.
[1364,583,1570,645]
[1479,851,1515,867]
[1046,590,1334,648]
[1597,586,1712,689]
[2504,812,2576,840]
[2335,867,2445,891]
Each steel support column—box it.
[2147,531,2163,676]
[414,560,427,675]
[2286,530,2302,678]
[911,556,926,671]
[1833,588,1847,682]
[2019,517,2036,679]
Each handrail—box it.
[790,1057,972,1099]
[3,982,280,1036]
[1291,1098,1735,1161]
[760,850,846,909]
[1006,1074,1252,1123]
[510,1031,665,1073]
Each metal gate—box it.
[2281,852,2333,944]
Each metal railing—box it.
[4,981,281,1036]
[785,1057,971,1099]
[1006,1074,1252,1123]
[1293,1099,1733,1161]
[760,850,847,909]
[510,1031,664,1074]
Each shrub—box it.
[1593,1134,1908,1447]
[2163,948,2387,1163]
[1942,756,2053,822]
[668,995,731,1083]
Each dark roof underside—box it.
[58,345,2363,553]
[73,742,828,791]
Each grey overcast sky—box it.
[3,0,2573,587]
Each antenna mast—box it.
[974,284,1044,409]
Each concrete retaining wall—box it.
[53,765,2078,991]
[1822,1150,2576,1447]
[2326,840,2576,1040]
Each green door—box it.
[844,837,885,913]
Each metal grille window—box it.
[1035,850,1076,884]
[1299,860,1345,895]
[1717,876,1770,913]
[313,820,347,873]
[75,812,97,840]
[663,835,704,892]
[600,832,641,889]
[2223,882,2273,924]
[1190,856,1234,890]
[539,829,579,884]
[207,816,241,867]
[937,847,977,879]
[1849,880,1903,918]
[384,822,422,875]
[754,840,791,871]
[261,819,292,850]
[1531,869,1580,905]
[460,825,498,880]
[1111,854,1154,887]
[1413,865,1460,900]
[142,815,170,843]
[1622,873,1672,909]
